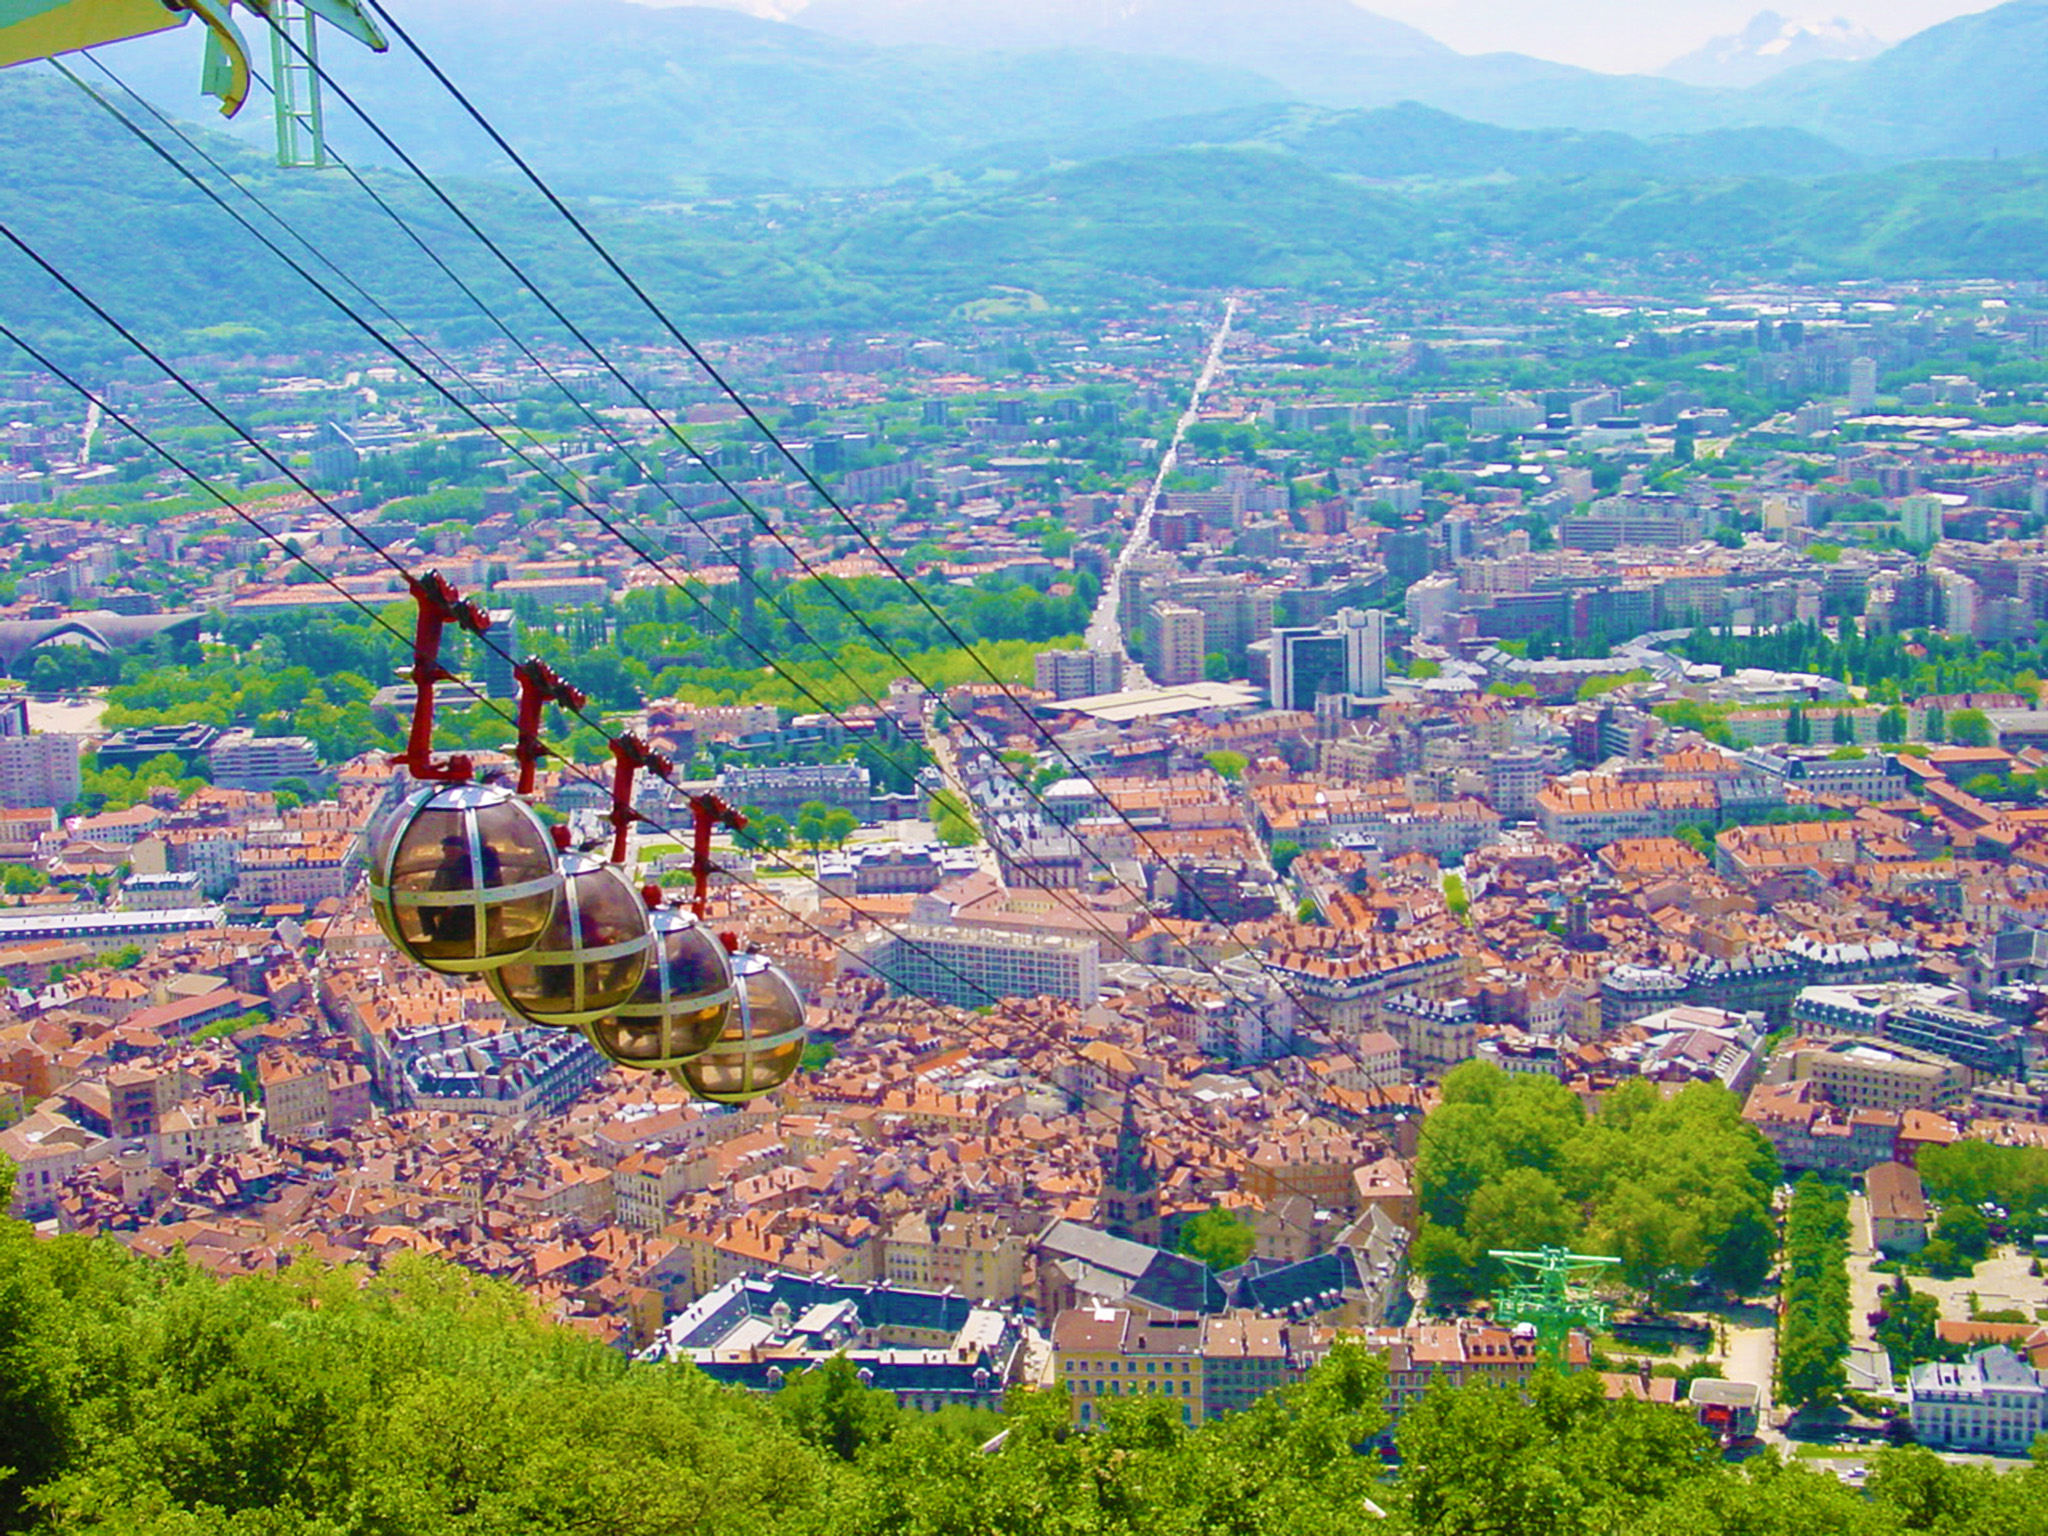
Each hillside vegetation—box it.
[3,1164,2047,1536]
[8,61,2048,360]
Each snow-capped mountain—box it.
[1660,11,1887,89]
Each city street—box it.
[1084,296,1241,667]
[1720,1307,1779,1426]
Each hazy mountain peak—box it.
[1660,10,1886,89]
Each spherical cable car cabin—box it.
[488,847,655,1029]
[584,902,735,1071]
[367,781,559,974]
[673,950,807,1105]
[365,575,560,975]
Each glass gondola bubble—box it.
[366,782,560,975]
[488,849,654,1028]
[583,902,735,1071]
[673,951,807,1105]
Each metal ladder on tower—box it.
[268,0,326,169]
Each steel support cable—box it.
[0,310,1121,1047]
[0,332,1336,1238]
[244,18,1323,1045]
[0,213,1248,1051]
[84,56,771,566]
[64,57,653,548]
[59,60,1294,1051]
[0,319,1353,1249]
[307,5,1332,1034]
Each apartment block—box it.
[614,1150,696,1230]
[0,729,79,811]
[1147,602,1207,686]
[1053,1307,1207,1428]
[857,923,1101,1010]
[1035,647,1124,700]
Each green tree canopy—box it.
[1176,1206,1257,1273]
[1204,750,1248,782]
[1946,708,1993,749]
[928,789,979,847]
[1417,1067,1778,1309]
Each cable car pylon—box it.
[1,0,385,158]
[1487,1247,1621,1372]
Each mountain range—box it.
[6,50,2047,363]
[6,0,2048,362]
[941,101,1861,186]
[1658,11,1887,89]
[75,0,2048,196]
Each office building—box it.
[480,608,519,699]
[1792,983,2023,1078]
[207,731,322,792]
[1788,1039,1968,1112]
[1267,608,1387,713]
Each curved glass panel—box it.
[674,955,806,1104]
[368,785,559,974]
[587,913,734,1070]
[490,855,652,1027]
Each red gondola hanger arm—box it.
[513,659,587,798]
[396,570,490,783]
[607,733,675,867]
[689,791,747,920]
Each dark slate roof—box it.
[1987,928,2048,966]
[666,1273,979,1352]
[1039,1218,1157,1281]
[1231,1249,1360,1315]
[1132,1249,1230,1315]
[1980,1345,2045,1390]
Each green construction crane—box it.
[1488,1246,1621,1371]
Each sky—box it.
[640,0,2001,74]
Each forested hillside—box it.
[2,1162,2044,1536]
[7,64,2048,358]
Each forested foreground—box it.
[3,1186,2046,1536]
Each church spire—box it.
[1101,1091,1160,1245]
